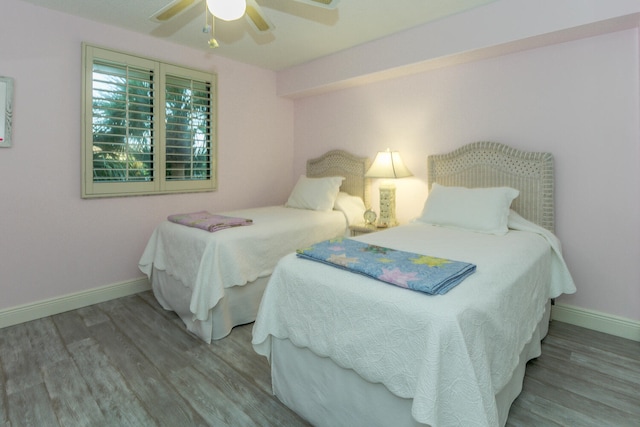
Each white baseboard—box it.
[0,277,151,329]
[2,281,638,343]
[552,303,640,342]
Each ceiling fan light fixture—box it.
[206,0,247,21]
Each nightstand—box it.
[349,224,381,236]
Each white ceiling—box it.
[20,0,497,70]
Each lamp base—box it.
[377,183,397,227]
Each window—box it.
[82,44,217,198]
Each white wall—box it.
[292,28,640,323]
[0,0,294,310]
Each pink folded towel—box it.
[168,211,253,232]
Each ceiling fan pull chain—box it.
[208,8,219,49]
[202,0,212,34]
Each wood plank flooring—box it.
[0,291,638,426]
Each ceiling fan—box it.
[151,0,338,37]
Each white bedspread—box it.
[252,219,576,427]
[139,206,347,321]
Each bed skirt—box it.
[151,267,269,343]
[270,300,552,427]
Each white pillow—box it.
[286,175,345,211]
[333,192,366,226]
[417,183,519,235]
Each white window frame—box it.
[81,44,217,198]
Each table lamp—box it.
[364,149,413,227]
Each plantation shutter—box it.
[82,44,217,198]
[91,60,155,183]
[160,63,216,194]
[164,74,212,182]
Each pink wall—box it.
[0,0,294,310]
[278,0,640,98]
[1,0,639,326]
[292,28,640,322]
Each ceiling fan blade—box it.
[292,0,338,9]
[246,0,275,32]
[150,0,199,22]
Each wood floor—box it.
[0,291,638,427]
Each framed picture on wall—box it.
[0,76,14,148]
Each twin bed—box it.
[139,150,370,343]
[139,141,576,426]
[251,141,576,427]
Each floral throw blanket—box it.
[168,211,253,233]
[296,238,476,295]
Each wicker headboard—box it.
[427,141,555,232]
[307,150,371,208]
